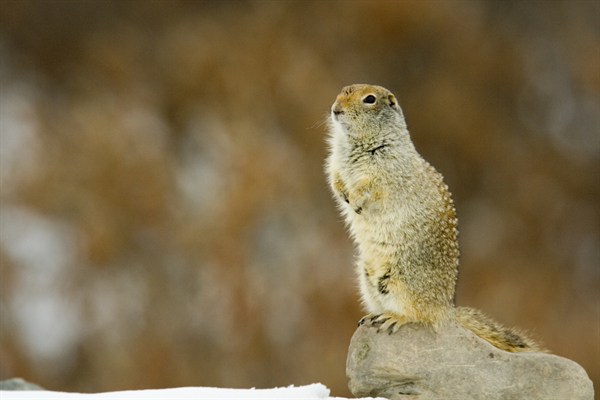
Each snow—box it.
[0,384,384,400]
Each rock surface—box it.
[347,322,594,400]
[0,378,44,390]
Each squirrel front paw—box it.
[332,174,350,205]
[349,192,370,214]
[349,178,374,214]
[333,175,376,215]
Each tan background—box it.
[0,0,598,396]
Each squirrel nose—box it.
[332,106,344,117]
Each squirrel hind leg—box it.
[359,313,410,335]
[456,307,546,353]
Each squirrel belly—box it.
[326,84,542,353]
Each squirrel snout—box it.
[332,106,344,118]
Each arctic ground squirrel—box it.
[326,84,542,352]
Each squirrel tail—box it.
[456,306,544,353]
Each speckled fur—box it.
[326,84,542,352]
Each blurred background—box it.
[0,0,598,396]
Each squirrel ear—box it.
[388,94,398,109]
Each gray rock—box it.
[347,322,594,400]
[0,377,44,390]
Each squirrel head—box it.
[330,84,407,139]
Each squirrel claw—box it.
[359,313,378,326]
[360,313,406,334]
[359,313,388,327]
[358,315,369,326]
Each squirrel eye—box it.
[362,95,376,104]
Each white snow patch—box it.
[0,384,384,400]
